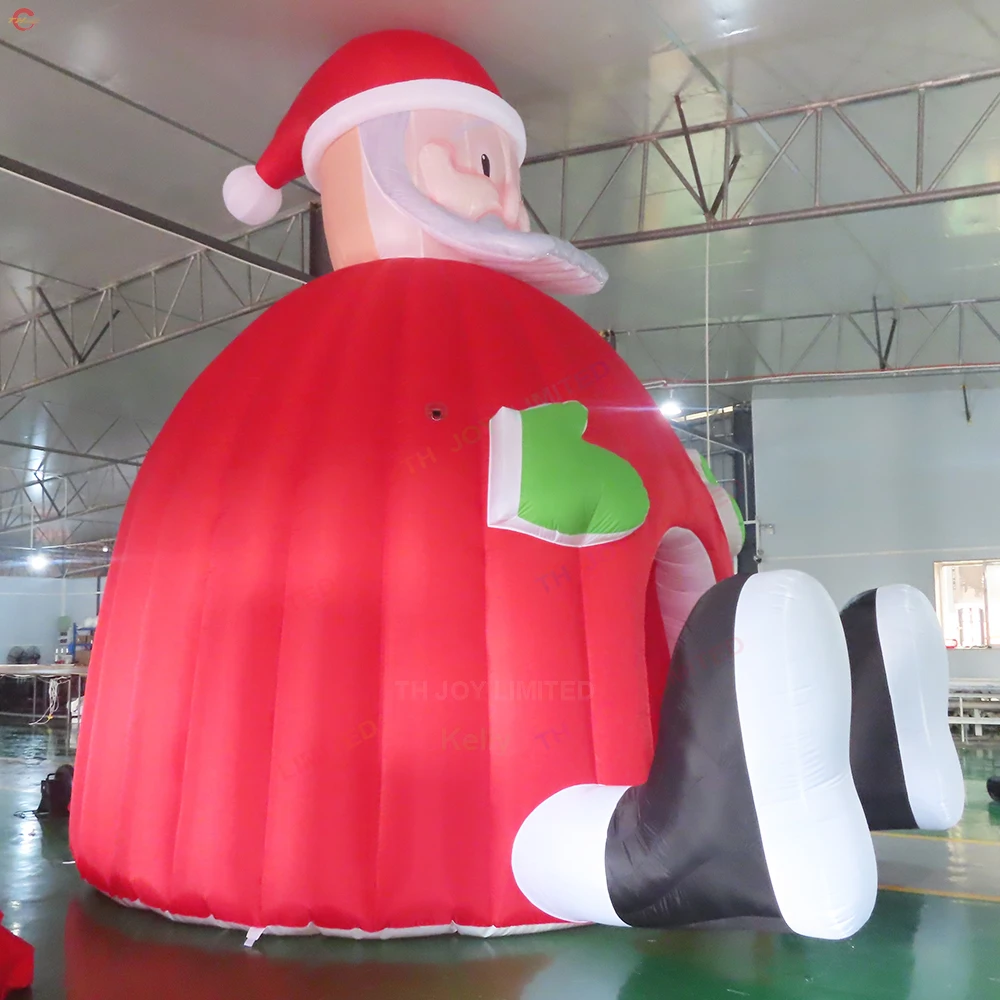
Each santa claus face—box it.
[316,110,606,294]
[405,111,531,233]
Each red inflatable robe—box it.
[71,258,732,936]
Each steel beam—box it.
[7,66,1000,398]
[0,423,139,539]
[0,208,310,397]
[0,501,125,538]
[638,293,1000,387]
[655,361,1000,389]
[0,154,312,283]
[573,182,1000,246]
[65,562,111,578]
[14,536,115,552]
[524,66,1000,164]
[0,438,142,467]
[523,66,1000,245]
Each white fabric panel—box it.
[487,406,524,526]
[653,527,716,653]
[875,585,966,830]
[110,894,570,939]
[684,448,743,558]
[302,80,528,180]
[511,784,630,926]
[734,570,877,940]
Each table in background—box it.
[950,679,1000,741]
[0,664,87,735]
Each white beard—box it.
[358,114,608,296]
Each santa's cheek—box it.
[417,142,503,221]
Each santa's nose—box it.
[500,181,523,229]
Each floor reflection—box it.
[3,722,1000,999]
[60,885,1000,1000]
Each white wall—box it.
[0,577,98,664]
[753,379,1000,680]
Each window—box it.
[935,560,1000,649]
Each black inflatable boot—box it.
[842,587,964,832]
[514,570,878,940]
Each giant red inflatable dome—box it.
[70,258,730,936]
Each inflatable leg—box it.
[842,585,964,831]
[513,570,877,940]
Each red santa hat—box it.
[223,29,527,226]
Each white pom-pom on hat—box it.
[223,165,283,226]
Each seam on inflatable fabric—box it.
[157,390,253,895]
[892,588,928,822]
[464,302,498,935]
[107,894,573,938]
[877,589,911,811]
[736,573,830,932]
[487,517,635,549]
[876,586,952,829]
[906,589,939,812]
[255,381,308,921]
[776,573,834,924]
[373,261,403,929]
[653,528,716,655]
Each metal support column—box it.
[309,203,333,277]
[732,403,758,575]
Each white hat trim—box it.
[301,78,527,188]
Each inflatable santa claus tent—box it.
[71,29,964,943]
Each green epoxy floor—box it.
[880,746,1000,845]
[3,722,1000,999]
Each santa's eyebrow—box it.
[445,118,499,141]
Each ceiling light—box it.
[660,399,683,417]
[102,546,109,554]
[28,552,50,571]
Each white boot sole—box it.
[874,585,965,830]
[735,570,877,940]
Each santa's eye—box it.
[481,154,491,178]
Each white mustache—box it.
[358,114,608,296]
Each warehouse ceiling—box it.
[1,0,999,569]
